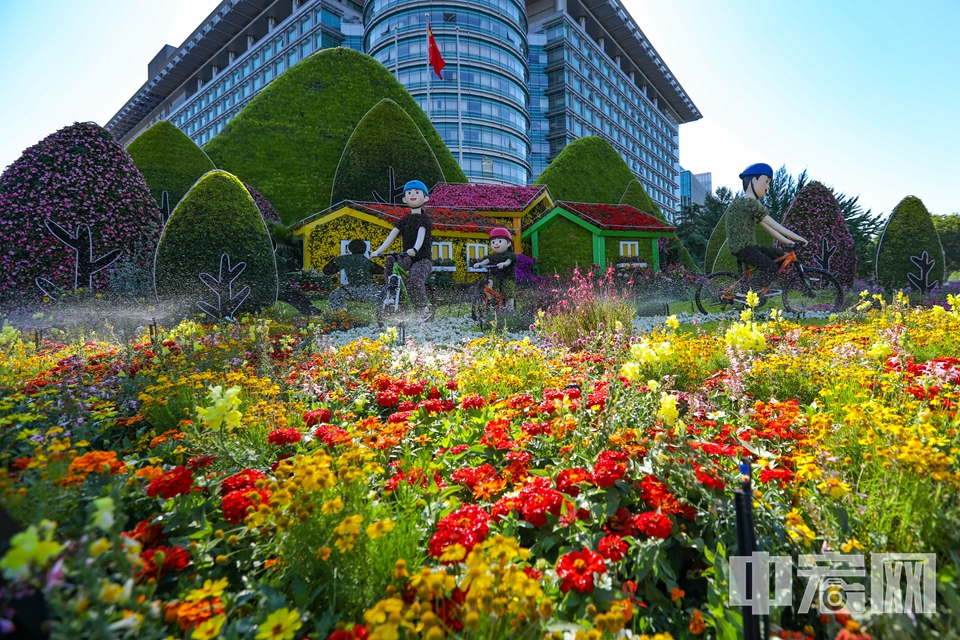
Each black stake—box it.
[735,458,765,640]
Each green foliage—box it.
[533,137,635,204]
[712,227,776,273]
[619,180,698,272]
[760,166,808,222]
[126,121,215,209]
[836,191,886,279]
[330,99,445,206]
[536,215,594,276]
[204,48,466,225]
[876,196,945,291]
[933,213,960,276]
[681,186,732,272]
[154,170,278,314]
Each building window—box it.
[620,241,639,259]
[466,244,488,271]
[339,240,371,284]
[432,242,453,261]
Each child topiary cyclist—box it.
[725,162,808,290]
[471,227,517,310]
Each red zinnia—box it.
[122,519,167,549]
[146,466,194,499]
[137,544,191,581]
[633,511,673,539]
[556,548,606,593]
[221,488,271,524]
[428,505,491,560]
[555,467,593,497]
[597,535,628,562]
[220,468,266,495]
[267,428,302,446]
[303,408,332,426]
[377,390,399,407]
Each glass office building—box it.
[108,0,700,213]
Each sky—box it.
[0,0,957,217]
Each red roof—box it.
[341,202,502,234]
[427,183,548,211]
[555,202,675,233]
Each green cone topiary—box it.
[204,48,466,225]
[619,180,698,272]
[330,99,445,206]
[533,137,635,204]
[154,170,278,316]
[875,196,945,292]
[127,120,215,210]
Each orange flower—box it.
[68,450,126,477]
[133,466,164,482]
[671,587,685,601]
[164,597,225,632]
[689,609,706,635]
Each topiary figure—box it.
[0,121,161,303]
[127,120,216,211]
[330,99,445,206]
[619,180,698,272]
[875,196,945,292]
[533,137,635,204]
[204,48,467,225]
[703,212,729,274]
[154,170,277,317]
[781,181,857,286]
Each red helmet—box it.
[489,227,512,240]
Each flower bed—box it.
[0,295,959,639]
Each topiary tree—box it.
[204,48,467,225]
[0,122,161,302]
[780,181,857,286]
[126,120,216,211]
[154,170,278,317]
[330,99,445,206]
[244,183,283,225]
[875,196,945,292]
[619,180,698,272]
[533,137,635,204]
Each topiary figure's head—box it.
[739,163,774,199]
[347,239,367,255]
[403,180,430,211]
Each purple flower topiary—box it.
[781,181,857,287]
[244,183,283,225]
[0,122,161,301]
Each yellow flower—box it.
[817,477,851,500]
[366,520,396,539]
[321,497,344,514]
[666,315,680,330]
[0,520,63,580]
[745,290,760,308]
[89,537,111,557]
[186,577,229,602]
[840,538,865,553]
[658,393,679,426]
[335,534,358,553]
[438,543,466,563]
[256,608,302,640]
[192,615,226,640]
[196,385,243,432]
[317,546,332,561]
[334,515,363,536]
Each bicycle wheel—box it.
[376,281,402,327]
[471,292,488,323]
[695,271,741,315]
[782,268,844,315]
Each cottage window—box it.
[466,244,488,271]
[339,240,371,285]
[620,241,639,259]
[432,242,453,261]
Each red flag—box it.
[428,23,446,78]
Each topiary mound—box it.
[244,183,283,225]
[875,196,945,292]
[781,181,857,286]
[533,137,635,203]
[330,99,445,206]
[154,170,278,316]
[0,122,161,302]
[204,48,467,225]
[619,180,698,272]
[127,120,216,211]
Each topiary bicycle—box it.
[377,252,436,327]
[695,247,843,315]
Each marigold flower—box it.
[597,535,628,562]
[146,466,194,500]
[267,428,302,446]
[556,547,606,593]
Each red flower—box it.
[556,548,606,593]
[221,488,271,524]
[597,535,628,561]
[377,390,399,407]
[220,468,265,495]
[517,478,566,527]
[429,505,490,560]
[304,408,332,426]
[314,424,351,446]
[137,545,191,581]
[122,520,167,549]
[524,566,543,581]
[593,451,629,487]
[632,511,673,539]
[327,626,369,640]
[555,467,593,497]
[602,508,639,537]
[146,466,193,499]
[461,394,486,410]
[759,468,794,486]
[401,381,425,396]
[267,428,302,446]
[694,464,726,491]
[187,454,216,470]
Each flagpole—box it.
[425,13,430,119]
[393,25,399,76]
[456,26,463,166]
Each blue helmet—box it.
[403,180,429,195]
[738,163,774,180]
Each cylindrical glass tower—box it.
[365,0,531,185]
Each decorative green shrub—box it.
[126,121,215,209]
[875,196,945,292]
[0,122,161,302]
[330,99,445,206]
[781,181,857,286]
[703,211,729,274]
[537,216,595,276]
[533,137,635,204]
[204,48,466,225]
[619,180,698,272]
[154,170,278,316]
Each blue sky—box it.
[1,0,957,217]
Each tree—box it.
[205,48,467,225]
[127,120,216,212]
[761,166,808,222]
[933,213,960,277]
[835,191,886,279]
[678,187,731,272]
[0,122,161,302]
[875,196,945,292]
[533,137,636,204]
[330,99,445,206]
[781,182,857,286]
[154,170,278,317]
